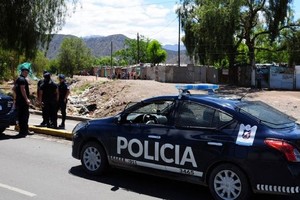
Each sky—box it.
[58,0,300,45]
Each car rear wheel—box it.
[81,142,108,175]
[209,164,251,200]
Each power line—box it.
[150,16,178,38]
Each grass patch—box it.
[72,81,92,95]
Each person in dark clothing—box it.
[57,74,70,129]
[256,69,263,89]
[13,66,32,137]
[39,73,59,129]
[37,70,48,126]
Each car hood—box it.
[88,116,116,125]
[0,93,12,100]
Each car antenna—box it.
[238,88,251,101]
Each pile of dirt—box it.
[67,77,179,118]
[2,75,298,121]
[66,76,300,122]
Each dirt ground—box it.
[68,76,300,122]
[1,75,298,121]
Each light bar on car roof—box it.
[175,84,219,97]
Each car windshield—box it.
[237,101,295,129]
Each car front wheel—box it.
[81,142,108,175]
[209,164,251,200]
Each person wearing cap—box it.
[57,74,70,129]
[37,70,48,126]
[13,66,32,137]
[38,72,59,129]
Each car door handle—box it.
[148,135,161,139]
[207,142,223,146]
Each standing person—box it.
[57,74,70,129]
[256,69,262,89]
[39,72,59,129]
[13,66,32,137]
[37,70,48,126]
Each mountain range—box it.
[45,34,190,64]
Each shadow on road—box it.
[69,165,299,200]
[69,165,212,200]
[0,133,26,140]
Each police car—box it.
[0,90,16,135]
[72,84,300,200]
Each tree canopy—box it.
[115,36,167,66]
[57,37,93,77]
[180,0,300,84]
[147,40,167,66]
[0,0,78,59]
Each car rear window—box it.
[237,101,295,129]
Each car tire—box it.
[81,142,108,175]
[209,164,251,200]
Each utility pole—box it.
[137,32,140,64]
[110,41,113,75]
[178,8,181,67]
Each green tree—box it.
[48,59,60,75]
[180,0,243,84]
[147,40,167,66]
[94,56,118,66]
[282,29,300,65]
[239,0,297,85]
[115,36,150,65]
[0,49,15,80]
[180,0,299,85]
[57,37,92,77]
[32,51,50,77]
[0,1,78,59]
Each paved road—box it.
[0,129,209,200]
[1,128,299,200]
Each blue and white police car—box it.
[72,84,300,200]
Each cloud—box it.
[58,0,180,45]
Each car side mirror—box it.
[117,116,122,123]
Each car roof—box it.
[142,94,240,111]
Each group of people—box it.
[13,66,70,137]
[37,71,70,129]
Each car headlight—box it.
[72,121,89,135]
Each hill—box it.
[45,34,190,64]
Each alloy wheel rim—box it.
[214,169,242,200]
[83,147,101,171]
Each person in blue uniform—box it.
[57,74,70,129]
[13,66,32,137]
[39,73,59,129]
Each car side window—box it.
[175,101,233,128]
[125,100,175,125]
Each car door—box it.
[109,99,176,172]
[165,100,238,183]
